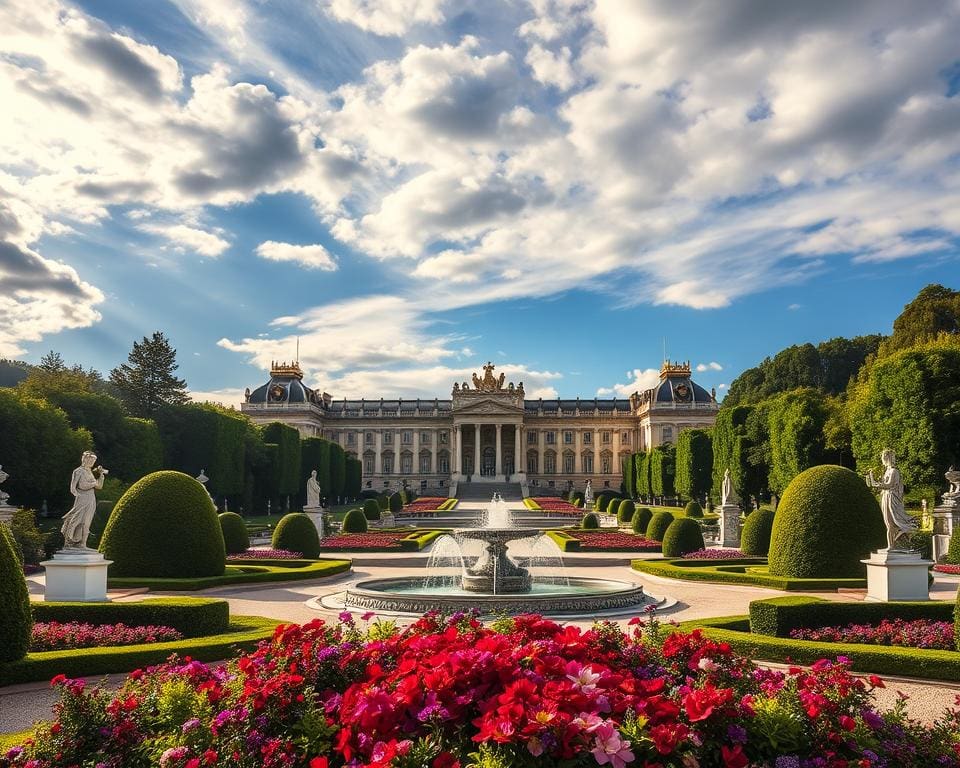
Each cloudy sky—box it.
[2,0,959,404]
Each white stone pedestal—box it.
[719,504,742,548]
[303,508,325,540]
[861,549,932,602]
[932,503,960,562]
[41,549,112,602]
[0,504,14,527]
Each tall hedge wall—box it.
[301,438,329,503]
[767,388,829,496]
[650,445,675,498]
[346,456,362,498]
[675,429,713,502]
[635,452,651,499]
[329,442,346,499]
[622,454,636,498]
[262,422,302,498]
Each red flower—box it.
[839,715,857,731]
[721,744,749,768]
[310,758,329,768]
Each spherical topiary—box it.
[389,493,403,514]
[662,518,706,558]
[271,513,320,559]
[646,511,674,542]
[342,507,369,533]
[362,498,382,521]
[740,508,775,556]
[594,492,613,511]
[684,501,703,518]
[605,496,621,514]
[218,512,249,555]
[632,507,653,535]
[377,494,389,512]
[100,471,225,578]
[617,499,636,524]
[581,512,600,529]
[768,465,886,579]
[0,524,31,662]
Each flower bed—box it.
[935,563,960,575]
[788,618,954,650]
[6,612,960,768]
[526,496,582,514]
[31,622,183,652]
[568,531,661,551]
[319,532,408,549]
[227,548,302,560]
[400,497,458,514]
[682,548,745,559]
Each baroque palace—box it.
[241,361,719,494]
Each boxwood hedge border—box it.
[632,557,866,591]
[107,559,351,591]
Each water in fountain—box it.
[424,534,467,590]
[485,493,514,529]
[511,533,570,587]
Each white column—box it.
[455,425,462,477]
[474,424,481,476]
[613,427,621,476]
[375,431,383,475]
[413,428,420,480]
[514,424,521,475]
[495,424,503,477]
[593,430,600,478]
[538,427,546,475]
[431,429,438,475]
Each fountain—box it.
[325,494,665,617]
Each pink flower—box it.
[591,723,635,768]
[565,661,601,693]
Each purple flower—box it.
[727,724,748,744]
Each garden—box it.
[4,611,960,768]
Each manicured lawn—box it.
[107,558,351,590]
[632,557,867,590]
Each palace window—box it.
[545,453,556,473]
[421,432,431,444]
[601,431,610,443]
[601,456,611,474]
[347,432,355,445]
[527,430,537,444]
[439,455,449,473]
[582,453,594,473]
[384,431,394,445]
[366,432,374,445]
[546,431,556,445]
[662,426,673,443]
[382,455,394,474]
[527,452,538,474]
[364,457,374,474]
[401,431,412,445]
[621,431,630,444]
[401,454,413,474]
[439,431,448,444]
[563,454,575,474]
[563,431,573,444]
[420,455,431,474]
[583,431,592,444]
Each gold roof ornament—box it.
[269,360,304,380]
[659,359,692,379]
[472,361,507,391]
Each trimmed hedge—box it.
[362,498,382,521]
[740,508,775,556]
[604,496,620,514]
[0,524,31,662]
[632,558,865,591]
[632,507,652,535]
[377,494,389,512]
[342,507,369,533]
[681,613,960,682]
[768,465,886,579]
[646,511,674,542]
[218,512,250,555]
[617,499,636,524]
[389,493,403,514]
[100,471,226,578]
[661,518,705,558]
[571,491,585,508]
[581,512,600,529]
[748,596,953,638]
[683,501,703,518]
[108,560,351,591]
[0,616,278,687]
[33,597,230,638]
[272,513,321,559]
[318,530,443,552]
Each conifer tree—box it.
[110,332,189,417]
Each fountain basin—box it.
[341,576,651,616]
[456,527,539,594]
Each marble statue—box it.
[584,480,593,506]
[306,469,321,508]
[0,464,10,507]
[721,468,738,506]
[61,451,107,550]
[196,469,213,499]
[866,448,917,551]
[944,466,960,506]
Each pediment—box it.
[454,398,525,416]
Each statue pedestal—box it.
[303,508,325,540]
[0,504,14,527]
[718,504,742,548]
[41,549,112,602]
[861,549,932,602]
[932,503,960,561]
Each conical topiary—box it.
[100,471,226,578]
[768,465,885,578]
[0,524,31,662]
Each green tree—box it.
[766,388,829,496]
[674,429,713,502]
[262,422,302,506]
[849,340,960,501]
[110,332,190,417]
[881,284,960,356]
[18,350,109,398]
[635,451,651,500]
[622,453,636,498]
[649,445,675,500]
[0,358,31,388]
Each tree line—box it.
[0,333,360,514]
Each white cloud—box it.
[597,368,660,398]
[189,387,246,409]
[525,44,577,90]
[788,303,802,310]
[255,241,337,270]
[696,361,723,372]
[138,223,230,257]
[324,0,447,36]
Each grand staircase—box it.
[455,481,523,502]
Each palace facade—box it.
[241,361,719,494]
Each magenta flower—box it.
[590,723,635,768]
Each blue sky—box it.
[2,0,959,403]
